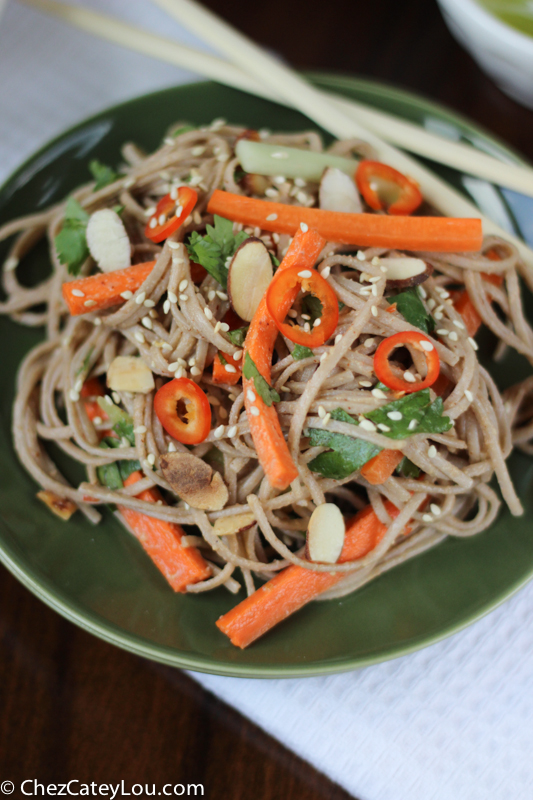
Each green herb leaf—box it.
[226,327,248,347]
[55,198,90,276]
[96,397,135,445]
[291,344,314,360]
[113,204,125,216]
[365,389,452,440]
[270,253,280,268]
[185,215,249,288]
[388,288,435,334]
[89,159,121,191]
[396,457,421,478]
[330,407,357,424]
[76,347,94,377]
[301,293,323,323]
[307,428,381,480]
[243,352,280,407]
[118,459,142,482]
[97,438,124,491]
[218,353,228,366]
[172,125,196,138]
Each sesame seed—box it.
[144,299,155,308]
[227,425,238,438]
[158,214,166,226]
[120,290,133,300]
[168,362,179,371]
[296,191,308,204]
[136,292,146,305]
[440,290,450,299]
[403,371,416,383]
[163,300,170,314]
[250,406,260,416]
[430,503,441,516]
[304,323,311,333]
[301,314,311,321]
[359,380,373,387]
[321,413,331,427]
[168,442,177,452]
[387,411,403,421]
[247,389,256,402]
[468,337,479,350]
[448,331,458,341]
[377,423,391,432]
[225,364,237,374]
[134,425,147,435]
[74,379,83,393]
[408,419,419,431]
[372,285,379,296]
[294,177,306,188]
[204,307,213,320]
[418,286,427,299]
[428,445,437,458]
[191,145,205,156]
[208,289,216,301]
[149,217,157,229]
[112,392,121,404]
[420,340,434,352]
[220,322,230,332]
[273,176,286,184]
[169,187,178,200]
[178,358,187,367]
[298,269,312,279]
[175,367,186,379]
[190,366,202,376]
[313,318,321,328]
[84,299,96,308]
[453,320,465,329]
[233,350,243,361]
[69,389,80,402]
[365,337,375,347]
[216,290,228,301]
[179,294,189,302]
[165,291,176,304]
[265,188,278,198]
[372,388,388,399]
[360,419,377,432]
[465,389,474,402]
[360,272,371,282]
[266,213,278,221]
[427,298,437,310]
[141,316,153,329]
[356,251,366,261]
[371,305,378,317]
[147,453,156,466]
[93,416,102,426]
[72,289,85,298]
[371,257,380,266]
[318,405,326,418]
[436,329,449,336]
[93,318,102,326]
[214,321,221,334]
[334,334,343,345]
[300,222,309,233]
[168,241,180,250]
[104,396,114,405]
[380,265,388,273]
[321,266,331,279]
[434,312,443,321]
[271,151,289,159]
[134,332,145,344]
[422,514,433,523]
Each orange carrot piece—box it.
[212,352,242,385]
[207,190,483,253]
[453,290,482,337]
[62,260,156,315]
[217,501,408,648]
[243,227,326,490]
[360,449,404,485]
[118,471,211,592]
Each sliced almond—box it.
[86,208,131,272]
[213,512,256,536]
[107,356,155,394]
[319,167,362,213]
[382,257,432,289]
[305,503,345,563]
[160,452,228,511]
[37,490,77,521]
[227,237,273,322]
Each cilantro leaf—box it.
[113,204,125,216]
[226,327,248,347]
[97,437,140,490]
[306,407,381,479]
[185,215,249,288]
[89,159,121,191]
[388,288,435,334]
[270,253,280,268]
[330,407,357,424]
[243,352,280,407]
[118,458,142,482]
[396,457,421,478]
[55,198,90,276]
[301,294,323,323]
[218,353,228,366]
[96,397,135,445]
[365,389,452,440]
[292,344,314,360]
[76,347,94,377]
[171,124,196,138]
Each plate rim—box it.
[0,74,530,678]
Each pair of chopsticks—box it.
[17,0,533,272]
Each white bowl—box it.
[437,0,533,109]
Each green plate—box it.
[0,75,532,678]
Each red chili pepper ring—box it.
[145,186,198,243]
[356,160,423,216]
[373,331,440,394]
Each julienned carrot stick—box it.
[62,260,156,315]
[118,471,211,592]
[217,501,407,648]
[360,449,404,485]
[212,352,242,385]
[243,227,326,490]
[207,190,483,253]
[452,270,504,337]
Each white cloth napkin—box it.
[1,3,533,799]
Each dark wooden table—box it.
[2,1,533,797]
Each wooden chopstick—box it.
[18,0,533,198]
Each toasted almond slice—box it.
[382,257,432,289]
[227,237,273,322]
[107,356,155,394]
[305,503,345,563]
[160,452,228,511]
[319,167,362,213]
[213,512,256,536]
[86,208,131,272]
[37,490,77,521]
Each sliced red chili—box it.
[356,160,423,215]
[374,331,440,393]
[145,186,198,243]
[154,378,211,445]
[265,265,339,347]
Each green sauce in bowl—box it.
[478,0,533,37]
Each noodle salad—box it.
[1,120,532,648]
